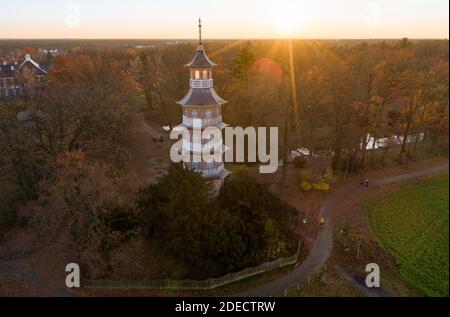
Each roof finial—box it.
[198,18,202,47]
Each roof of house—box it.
[186,49,217,68]
[177,87,226,106]
[0,65,17,78]
[19,54,48,76]
[40,64,52,72]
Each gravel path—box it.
[333,262,394,297]
[0,261,78,297]
[141,120,163,140]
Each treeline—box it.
[133,38,449,178]
[13,38,445,178]
[0,53,141,262]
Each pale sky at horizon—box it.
[1,0,448,39]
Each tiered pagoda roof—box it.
[178,87,226,106]
[186,49,217,68]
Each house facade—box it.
[0,54,50,98]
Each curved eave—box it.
[186,49,217,68]
[177,88,227,106]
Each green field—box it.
[364,175,449,297]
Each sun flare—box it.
[275,11,301,33]
[269,1,310,35]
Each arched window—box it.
[202,70,208,79]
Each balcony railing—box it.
[188,163,224,178]
[181,138,224,156]
[190,79,214,89]
[182,115,222,128]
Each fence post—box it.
[296,235,304,261]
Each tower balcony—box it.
[190,79,214,89]
[182,115,223,129]
[187,162,225,179]
[182,137,224,155]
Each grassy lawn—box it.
[363,175,449,297]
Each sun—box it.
[276,11,301,33]
[269,1,310,35]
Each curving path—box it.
[236,165,449,297]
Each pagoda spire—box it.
[198,18,202,47]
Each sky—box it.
[1,0,448,39]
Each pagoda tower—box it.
[177,19,229,190]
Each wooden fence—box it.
[83,253,298,291]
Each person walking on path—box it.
[320,217,325,229]
[366,179,370,187]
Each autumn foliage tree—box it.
[0,54,140,199]
[40,55,140,158]
[21,151,138,278]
